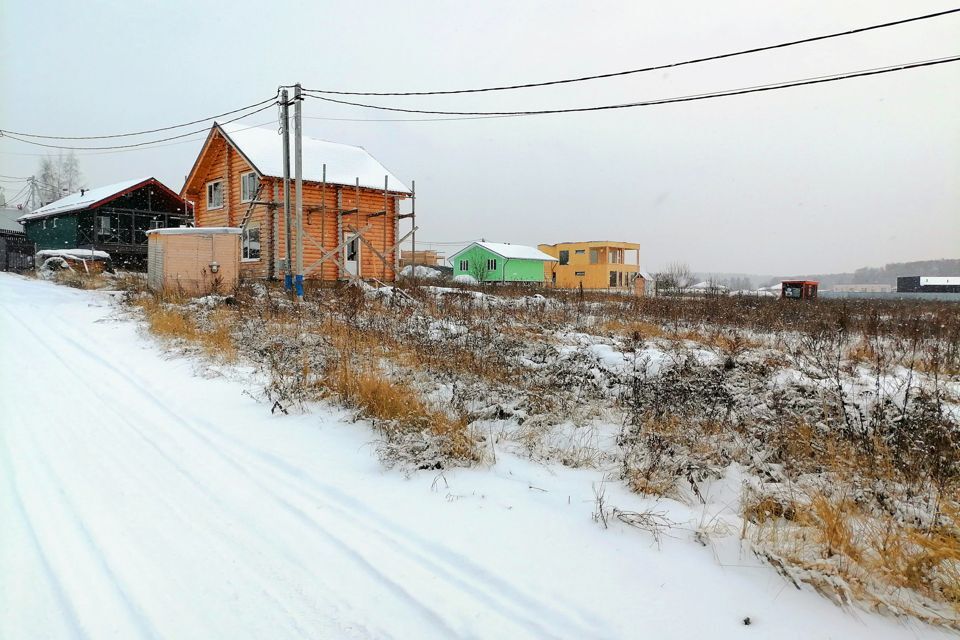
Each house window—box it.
[242,223,261,261]
[618,272,624,287]
[574,249,585,255]
[240,172,258,203]
[207,180,224,210]
[149,219,164,229]
[590,249,600,264]
[575,271,586,277]
[346,237,359,262]
[98,215,111,236]
[486,258,497,271]
[559,250,569,265]
[610,271,617,287]
[459,259,469,271]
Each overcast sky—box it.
[2,0,958,274]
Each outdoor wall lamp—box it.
[209,261,220,274]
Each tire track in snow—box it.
[11,425,164,640]
[52,309,607,638]
[3,304,455,639]
[0,432,88,640]
[2,305,384,640]
[14,298,605,639]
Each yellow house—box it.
[538,241,644,294]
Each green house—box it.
[449,242,557,284]
[17,177,190,268]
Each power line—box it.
[0,173,32,180]
[303,8,960,96]
[0,102,278,151]
[304,56,960,117]
[303,114,523,122]
[2,183,31,206]
[0,119,277,157]
[0,94,279,140]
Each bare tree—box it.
[469,257,491,284]
[655,261,692,295]
[36,152,83,205]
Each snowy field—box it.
[0,273,950,639]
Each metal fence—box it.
[0,235,35,272]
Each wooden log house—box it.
[181,123,411,282]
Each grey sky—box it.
[2,0,958,274]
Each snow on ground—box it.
[0,273,948,639]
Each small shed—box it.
[147,227,240,295]
[781,280,819,300]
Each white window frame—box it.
[206,180,224,210]
[242,223,261,262]
[98,215,111,236]
[486,258,497,271]
[42,219,47,229]
[459,259,469,271]
[52,218,57,228]
[240,172,258,203]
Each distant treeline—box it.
[698,258,960,290]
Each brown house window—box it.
[559,250,569,265]
[242,223,261,261]
[240,172,258,203]
[609,271,617,287]
[207,180,224,210]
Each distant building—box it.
[781,280,819,300]
[449,242,557,283]
[831,283,892,293]
[17,178,190,268]
[538,241,643,294]
[897,276,960,293]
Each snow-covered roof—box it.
[146,227,241,235]
[18,177,155,222]
[637,270,653,281]
[36,249,111,260]
[220,124,410,194]
[452,242,558,262]
[0,208,25,234]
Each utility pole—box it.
[411,180,416,283]
[281,88,293,292]
[294,83,304,301]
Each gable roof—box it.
[186,123,411,195]
[451,241,558,262]
[17,177,182,222]
[0,208,26,234]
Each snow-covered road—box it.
[0,274,946,639]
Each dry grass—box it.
[138,298,198,340]
[134,296,238,362]
[745,489,960,627]
[325,358,477,462]
[53,271,110,290]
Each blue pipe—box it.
[294,275,304,298]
